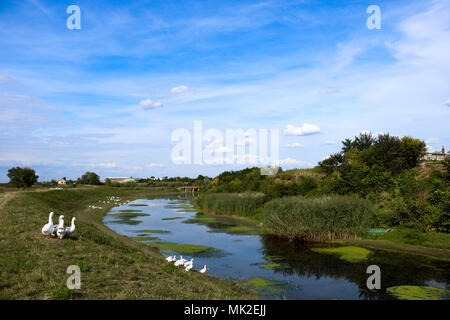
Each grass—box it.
[365,228,450,250]
[0,186,255,299]
[387,285,449,300]
[162,217,184,221]
[264,195,375,241]
[311,246,372,262]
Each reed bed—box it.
[195,192,266,217]
[264,195,375,241]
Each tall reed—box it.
[264,195,375,241]
[195,192,266,217]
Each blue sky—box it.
[0,0,449,181]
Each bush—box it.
[263,195,375,241]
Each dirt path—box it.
[0,191,19,210]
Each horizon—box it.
[1,0,449,182]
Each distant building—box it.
[104,177,136,183]
[422,146,449,161]
[57,178,67,185]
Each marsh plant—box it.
[264,195,375,241]
[195,192,266,217]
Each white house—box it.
[57,178,67,185]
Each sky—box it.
[0,0,449,182]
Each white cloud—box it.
[284,142,304,148]
[90,162,118,168]
[426,137,439,144]
[171,85,190,94]
[146,163,165,168]
[276,157,314,167]
[324,140,338,145]
[445,99,450,106]
[139,99,163,109]
[284,124,320,136]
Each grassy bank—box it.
[0,186,255,299]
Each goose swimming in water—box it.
[41,212,55,235]
[199,265,207,274]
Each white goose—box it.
[166,255,176,262]
[41,212,55,235]
[64,217,76,237]
[184,258,194,268]
[199,265,207,274]
[185,264,193,272]
[174,256,187,266]
[51,215,64,237]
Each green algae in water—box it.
[243,277,277,288]
[258,263,282,270]
[140,229,171,234]
[241,277,293,297]
[148,241,223,256]
[387,286,449,300]
[224,226,264,235]
[109,213,150,217]
[325,240,347,245]
[110,220,142,225]
[118,209,143,212]
[183,215,217,224]
[311,246,371,262]
[162,217,184,220]
[132,236,159,241]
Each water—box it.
[103,196,450,300]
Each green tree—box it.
[7,167,39,188]
[78,172,100,185]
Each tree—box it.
[7,167,39,188]
[78,172,100,185]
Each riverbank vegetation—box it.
[0,187,255,299]
[195,133,449,252]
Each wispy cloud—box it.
[284,124,320,136]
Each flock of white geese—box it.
[41,212,76,239]
[41,205,208,274]
[166,255,207,274]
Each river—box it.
[103,195,450,300]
